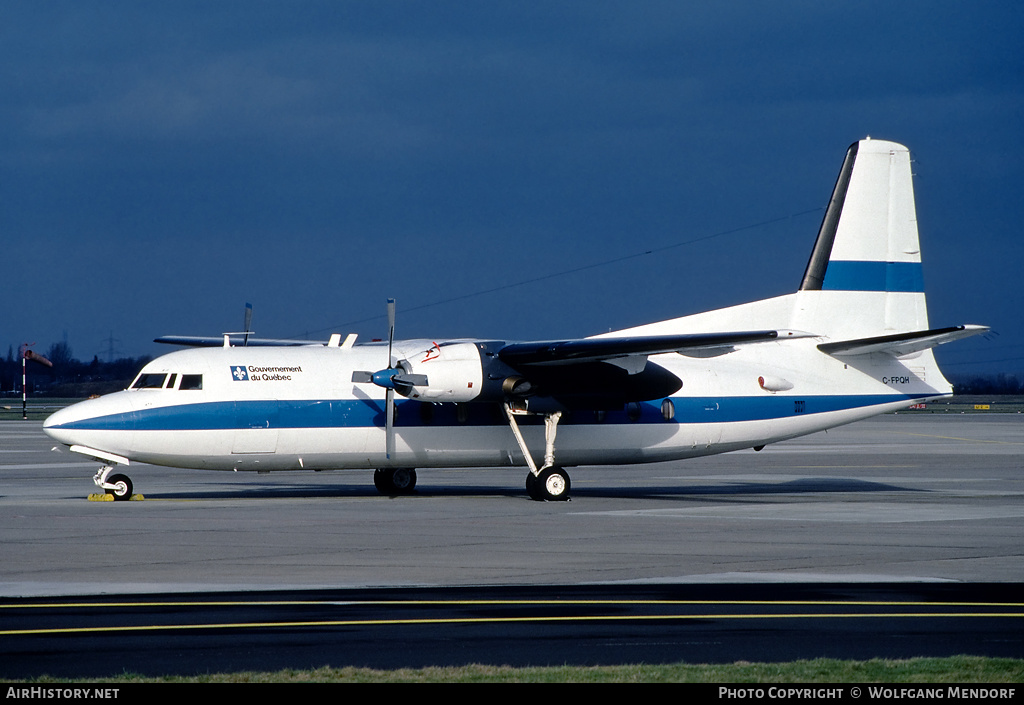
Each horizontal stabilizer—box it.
[817,325,988,357]
[499,330,813,367]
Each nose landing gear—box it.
[94,464,134,501]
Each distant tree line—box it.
[2,343,151,397]
[949,373,1024,396]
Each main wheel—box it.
[525,471,540,500]
[105,473,133,501]
[373,469,393,493]
[374,468,417,495]
[390,467,417,494]
[532,467,570,501]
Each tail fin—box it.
[608,139,986,359]
[791,138,929,338]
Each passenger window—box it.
[180,374,203,390]
[661,398,675,422]
[626,401,642,422]
[166,374,177,389]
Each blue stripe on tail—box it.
[821,261,924,292]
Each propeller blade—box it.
[393,372,428,387]
[386,298,396,366]
[384,298,400,459]
[385,387,395,460]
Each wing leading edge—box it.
[498,329,813,368]
[154,335,323,347]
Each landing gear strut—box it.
[94,464,133,501]
[373,467,417,495]
[505,404,571,501]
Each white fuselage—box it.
[42,335,947,473]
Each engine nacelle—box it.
[399,342,484,402]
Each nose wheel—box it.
[105,473,134,501]
[94,465,134,501]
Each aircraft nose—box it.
[42,394,133,445]
[43,403,84,444]
[43,404,71,430]
[43,405,69,429]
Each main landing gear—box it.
[373,467,417,495]
[505,404,571,501]
[369,405,571,501]
[94,464,134,501]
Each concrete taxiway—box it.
[1,414,1021,596]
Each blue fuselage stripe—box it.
[49,394,922,432]
[822,261,924,292]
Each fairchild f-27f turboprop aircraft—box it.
[44,139,987,501]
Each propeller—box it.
[384,298,396,460]
[350,299,428,460]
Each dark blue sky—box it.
[3,2,1021,377]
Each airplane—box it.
[43,138,987,502]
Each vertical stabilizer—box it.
[793,139,929,339]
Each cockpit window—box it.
[131,373,168,389]
[179,374,203,390]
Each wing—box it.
[499,329,811,368]
[494,329,814,407]
[154,335,323,347]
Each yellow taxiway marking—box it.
[5,612,1022,637]
[890,430,1024,446]
[4,599,1022,636]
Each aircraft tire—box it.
[534,467,570,502]
[525,472,540,500]
[390,467,417,494]
[374,468,417,495]
[373,469,393,493]
[105,473,133,501]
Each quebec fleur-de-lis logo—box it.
[231,366,249,381]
